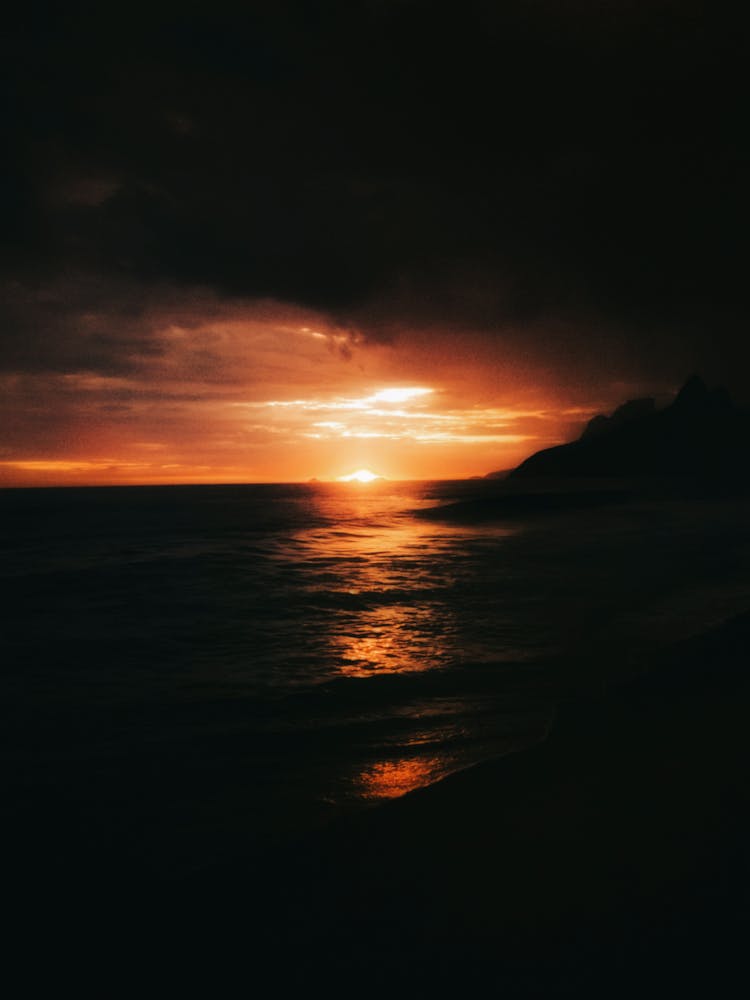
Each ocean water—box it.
[3,479,750,875]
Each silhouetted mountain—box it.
[511,376,750,481]
[483,468,511,480]
[581,396,655,440]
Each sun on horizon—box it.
[338,468,380,483]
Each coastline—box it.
[5,482,749,994]
[16,608,745,996]
[248,609,749,993]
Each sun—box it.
[338,468,379,483]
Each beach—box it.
[10,606,747,997]
[4,3,748,993]
[272,611,749,994]
[3,481,749,994]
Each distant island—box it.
[508,375,750,482]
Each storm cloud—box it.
[1,1,748,482]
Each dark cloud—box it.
[2,1,748,391]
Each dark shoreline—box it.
[5,479,749,994]
[11,610,748,996]
[249,609,748,994]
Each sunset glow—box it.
[3,8,746,986]
[338,469,380,483]
[0,296,612,488]
[369,387,432,404]
[1,1,745,495]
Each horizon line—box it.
[0,475,498,491]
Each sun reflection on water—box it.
[356,755,450,799]
[332,604,455,677]
[290,486,516,680]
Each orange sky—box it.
[0,292,645,487]
[2,6,746,490]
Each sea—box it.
[3,479,750,879]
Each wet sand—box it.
[242,610,748,995]
[14,609,747,996]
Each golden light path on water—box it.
[295,484,516,678]
[291,480,519,803]
[331,603,449,677]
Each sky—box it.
[1,1,747,485]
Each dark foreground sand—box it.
[13,611,748,996]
